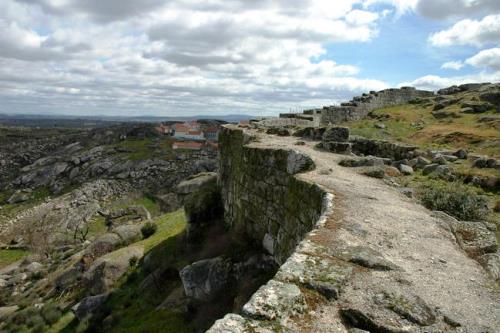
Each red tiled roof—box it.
[174,123,189,132]
[204,127,219,133]
[188,130,202,135]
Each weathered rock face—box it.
[340,288,438,332]
[83,245,144,295]
[242,279,307,320]
[218,127,325,264]
[179,256,233,302]
[74,293,110,321]
[176,172,223,241]
[292,127,327,140]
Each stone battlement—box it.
[283,87,434,126]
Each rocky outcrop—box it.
[83,245,144,295]
[1,179,133,244]
[176,172,222,241]
[74,293,110,321]
[179,257,233,302]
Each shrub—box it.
[419,181,489,221]
[41,304,62,325]
[141,222,157,239]
[26,314,45,328]
[129,255,138,267]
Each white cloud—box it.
[441,60,464,70]
[465,47,500,71]
[400,71,500,91]
[416,0,500,20]
[0,0,398,116]
[15,0,166,23]
[429,14,500,47]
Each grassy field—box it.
[345,103,499,157]
[0,249,30,269]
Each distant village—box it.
[155,121,220,150]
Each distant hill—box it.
[0,113,255,128]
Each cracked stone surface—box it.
[242,280,307,321]
[275,252,352,300]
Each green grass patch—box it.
[47,312,75,333]
[0,249,30,269]
[118,139,155,161]
[344,102,500,156]
[87,216,107,236]
[133,196,160,217]
[138,209,187,252]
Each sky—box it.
[0,0,499,117]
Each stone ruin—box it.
[279,86,434,126]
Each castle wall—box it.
[218,126,327,264]
[318,87,434,125]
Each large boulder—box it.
[460,102,494,113]
[112,224,143,244]
[322,141,352,154]
[102,205,151,225]
[74,293,110,321]
[7,190,31,204]
[322,126,350,142]
[242,279,307,320]
[83,245,144,295]
[339,156,387,167]
[293,127,327,140]
[177,172,222,241]
[0,306,19,320]
[176,172,218,196]
[84,233,122,260]
[155,193,180,213]
[179,256,232,302]
[55,266,84,292]
[479,83,500,110]
[454,221,497,257]
[275,252,352,300]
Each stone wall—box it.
[218,126,327,264]
[320,87,434,124]
[276,87,433,126]
[255,117,318,128]
[350,136,419,160]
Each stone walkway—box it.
[243,130,498,332]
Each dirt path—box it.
[249,131,499,332]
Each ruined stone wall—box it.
[218,126,326,264]
[320,87,434,124]
[256,117,318,127]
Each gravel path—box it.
[250,131,499,332]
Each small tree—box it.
[141,222,157,239]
